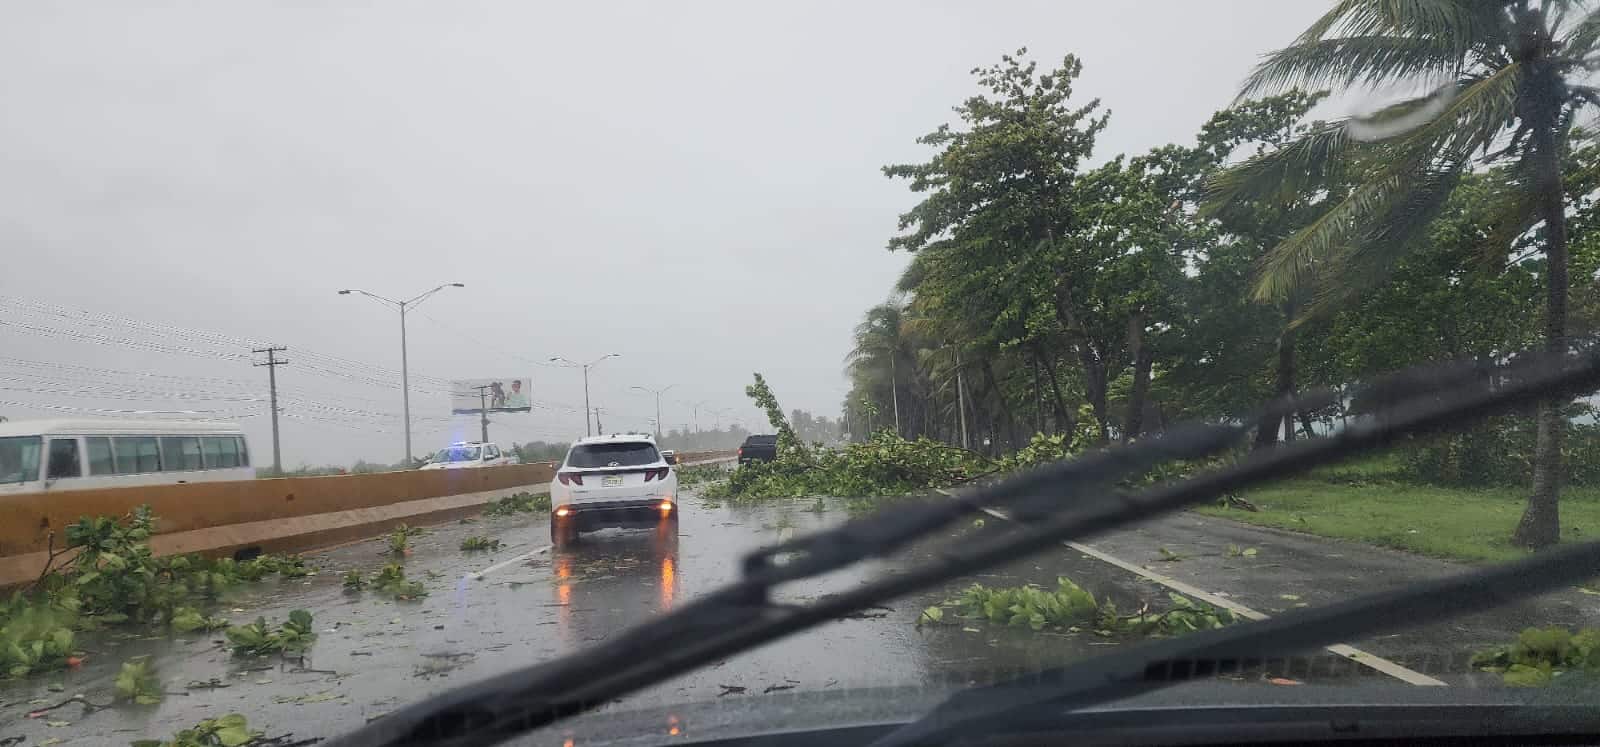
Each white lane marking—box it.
[949,493,1445,687]
[465,544,552,580]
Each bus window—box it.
[161,437,203,471]
[113,437,160,474]
[87,437,114,475]
[237,437,250,467]
[202,436,240,468]
[46,439,81,479]
[0,436,41,484]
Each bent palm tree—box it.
[1207,0,1600,548]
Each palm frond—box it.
[1202,121,1353,214]
[1294,0,1507,46]
[1564,6,1600,58]
[1250,158,1425,303]
[1388,62,1522,157]
[1241,35,1465,100]
[1300,157,1466,319]
[1473,166,1544,269]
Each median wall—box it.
[0,463,560,557]
[0,451,736,587]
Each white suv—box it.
[549,434,677,543]
[419,441,511,470]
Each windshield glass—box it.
[567,442,660,468]
[13,2,1600,746]
[0,436,41,483]
[433,446,481,463]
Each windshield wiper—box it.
[328,347,1600,747]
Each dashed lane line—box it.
[465,543,553,580]
[941,490,1446,687]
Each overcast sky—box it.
[0,1,1333,468]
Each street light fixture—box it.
[549,353,620,436]
[336,282,465,464]
[630,384,676,439]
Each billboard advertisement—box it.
[451,377,533,414]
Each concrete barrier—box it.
[0,462,559,557]
[0,450,736,588]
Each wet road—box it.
[5,477,1600,746]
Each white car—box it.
[549,434,677,543]
[419,441,512,470]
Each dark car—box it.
[737,434,778,464]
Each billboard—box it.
[451,377,533,415]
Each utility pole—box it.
[471,384,493,443]
[252,346,288,473]
[592,407,605,434]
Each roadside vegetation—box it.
[918,576,1234,638]
[718,372,1600,565]
[459,536,502,552]
[1,505,320,680]
[704,373,1195,504]
[1473,626,1600,687]
[823,15,1600,553]
[483,491,550,517]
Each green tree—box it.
[883,49,1111,445]
[1207,1,1600,548]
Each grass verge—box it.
[1197,478,1600,564]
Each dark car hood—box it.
[507,681,1600,747]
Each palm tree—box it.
[1207,0,1600,548]
[847,301,910,437]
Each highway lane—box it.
[5,484,1597,745]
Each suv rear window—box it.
[746,435,778,445]
[567,442,660,468]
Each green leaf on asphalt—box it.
[1243,548,1259,557]
[1503,663,1554,687]
[917,606,943,626]
[1279,594,1301,601]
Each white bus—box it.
[0,419,254,495]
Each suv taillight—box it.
[738,447,744,457]
[557,472,583,486]
[643,467,670,482]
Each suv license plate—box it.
[602,475,623,487]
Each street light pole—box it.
[550,354,620,437]
[630,384,675,439]
[337,283,464,464]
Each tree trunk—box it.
[1254,303,1298,450]
[1040,351,1076,437]
[1032,357,1045,436]
[1124,311,1152,444]
[1055,283,1111,445]
[1513,107,1570,550]
[981,360,1021,451]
